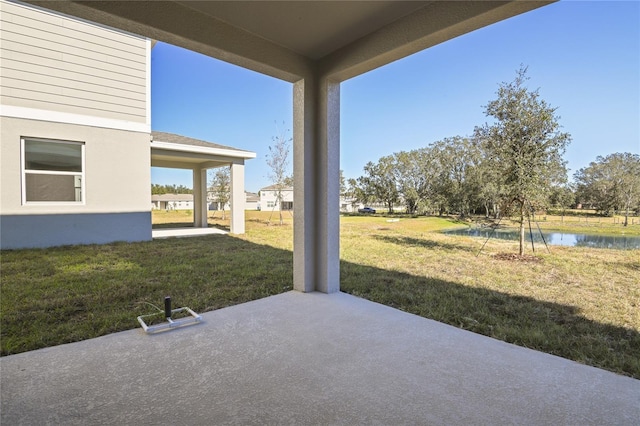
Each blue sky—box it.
[151,1,639,193]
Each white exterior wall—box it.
[0,116,151,248]
[0,0,151,249]
[1,117,150,214]
[152,200,194,210]
[245,200,259,210]
[260,188,294,212]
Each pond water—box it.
[443,227,640,250]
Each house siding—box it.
[0,0,147,124]
[260,186,294,212]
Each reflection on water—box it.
[443,228,640,250]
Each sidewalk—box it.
[152,227,227,239]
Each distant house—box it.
[260,185,293,212]
[245,192,260,210]
[0,0,254,249]
[259,184,362,213]
[207,191,260,211]
[340,197,361,213]
[152,194,194,210]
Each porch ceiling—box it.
[22,1,551,82]
[150,150,229,169]
[174,1,431,60]
[150,131,256,170]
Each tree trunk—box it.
[519,201,525,256]
[624,200,629,226]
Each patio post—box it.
[293,75,340,293]
[193,166,208,228]
[230,161,245,234]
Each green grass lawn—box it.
[1,211,638,378]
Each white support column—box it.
[230,161,245,234]
[193,167,208,228]
[293,75,340,293]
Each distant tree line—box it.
[151,184,193,195]
[574,153,640,226]
[344,66,640,244]
[345,142,639,219]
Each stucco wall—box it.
[1,116,151,214]
[0,117,151,248]
[0,212,151,249]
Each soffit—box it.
[176,1,431,60]
[22,1,552,82]
[150,131,256,168]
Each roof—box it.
[260,184,293,192]
[152,193,193,201]
[151,131,256,167]
[151,131,253,154]
[245,192,260,202]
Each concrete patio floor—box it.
[1,291,638,425]
[152,226,227,239]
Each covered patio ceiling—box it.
[23,1,551,82]
[25,0,554,294]
[150,130,256,170]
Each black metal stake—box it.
[164,296,172,319]
[528,214,535,254]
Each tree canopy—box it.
[209,166,231,219]
[151,184,192,195]
[574,152,640,225]
[266,123,292,225]
[474,66,571,254]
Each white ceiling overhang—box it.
[150,140,256,169]
[22,1,552,83]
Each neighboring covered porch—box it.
[150,131,256,234]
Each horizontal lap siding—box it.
[0,1,147,123]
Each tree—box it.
[358,156,399,213]
[151,183,192,195]
[346,178,368,209]
[266,123,292,225]
[475,153,505,219]
[574,153,640,225]
[548,183,575,222]
[209,166,230,220]
[392,148,433,214]
[430,137,482,217]
[475,66,571,255]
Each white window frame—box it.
[21,137,86,205]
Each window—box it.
[22,138,84,203]
[266,201,275,208]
